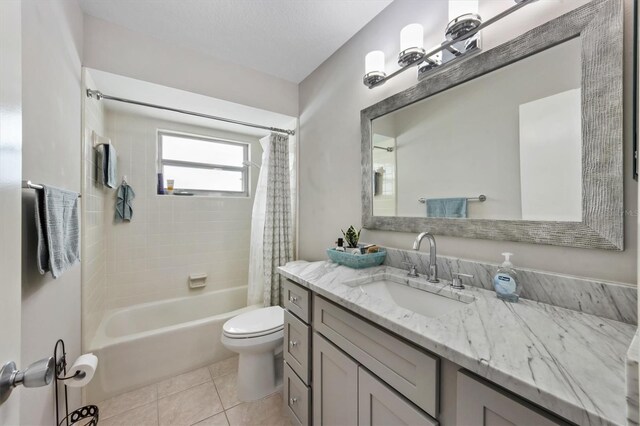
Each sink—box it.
[345,273,473,319]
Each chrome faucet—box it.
[413,232,439,283]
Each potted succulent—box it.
[341,225,361,248]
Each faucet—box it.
[413,232,439,283]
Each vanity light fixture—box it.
[398,24,426,67]
[363,0,537,89]
[364,50,387,88]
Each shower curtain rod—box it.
[86,89,296,136]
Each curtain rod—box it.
[86,89,295,136]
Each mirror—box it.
[361,0,623,250]
[372,38,582,221]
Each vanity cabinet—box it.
[282,278,569,426]
[456,371,569,426]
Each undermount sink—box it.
[345,273,474,319]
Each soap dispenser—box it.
[493,252,520,302]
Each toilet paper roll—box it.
[65,353,98,388]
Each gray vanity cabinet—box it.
[358,367,438,426]
[313,332,359,426]
[456,371,569,426]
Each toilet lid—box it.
[223,306,284,337]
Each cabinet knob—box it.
[290,397,298,405]
[289,295,299,303]
[289,340,298,348]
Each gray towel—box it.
[95,144,117,188]
[105,144,117,188]
[95,144,106,186]
[115,182,135,222]
[34,185,81,279]
[426,198,467,218]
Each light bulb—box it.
[448,0,479,20]
[365,51,385,74]
[400,24,424,51]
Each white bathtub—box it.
[86,286,259,402]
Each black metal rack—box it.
[54,339,99,426]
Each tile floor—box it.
[97,356,290,426]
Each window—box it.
[158,131,249,196]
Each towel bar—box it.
[22,180,82,198]
[418,195,485,203]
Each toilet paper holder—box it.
[54,339,99,426]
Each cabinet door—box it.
[313,332,358,426]
[457,371,569,426]
[359,367,438,426]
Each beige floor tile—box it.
[225,392,289,426]
[208,356,238,379]
[213,372,240,410]
[192,412,230,426]
[157,367,212,398]
[99,384,158,419]
[158,382,223,426]
[98,401,158,426]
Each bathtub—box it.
[85,286,259,402]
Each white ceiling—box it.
[79,0,393,83]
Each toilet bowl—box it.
[221,306,284,401]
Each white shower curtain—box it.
[247,136,271,306]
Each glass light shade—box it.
[448,0,479,20]
[365,50,385,74]
[400,24,424,51]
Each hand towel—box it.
[426,197,467,218]
[95,144,106,186]
[105,144,117,188]
[115,182,135,222]
[34,185,81,279]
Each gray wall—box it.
[82,14,299,117]
[21,0,84,423]
[298,0,638,285]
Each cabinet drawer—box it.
[359,367,438,426]
[284,279,311,323]
[457,370,569,425]
[314,296,439,418]
[284,309,311,384]
[284,362,311,426]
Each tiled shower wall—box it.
[102,110,260,311]
[82,74,108,349]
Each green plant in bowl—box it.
[341,226,361,248]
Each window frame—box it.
[158,130,250,197]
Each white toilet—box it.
[221,306,284,401]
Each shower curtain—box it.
[247,136,270,306]
[247,132,294,307]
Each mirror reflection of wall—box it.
[371,37,582,221]
[372,134,397,216]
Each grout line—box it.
[210,374,230,425]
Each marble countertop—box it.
[278,261,637,426]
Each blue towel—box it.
[34,185,81,279]
[426,198,467,218]
[115,182,135,222]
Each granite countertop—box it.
[278,260,637,426]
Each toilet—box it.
[221,306,284,401]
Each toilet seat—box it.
[223,306,284,339]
